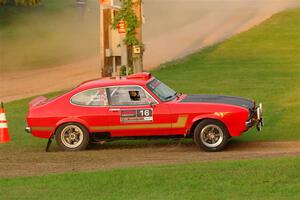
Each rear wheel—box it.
[193,119,229,152]
[55,123,89,151]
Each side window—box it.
[71,88,108,106]
[108,86,153,106]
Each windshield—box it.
[147,79,177,102]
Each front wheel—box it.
[55,123,89,151]
[193,119,229,152]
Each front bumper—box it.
[246,103,264,131]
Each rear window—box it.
[71,88,108,106]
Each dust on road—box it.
[0,141,299,178]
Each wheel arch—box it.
[188,114,227,137]
[54,118,91,135]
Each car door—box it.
[106,85,173,137]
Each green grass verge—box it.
[1,8,300,151]
[1,157,300,200]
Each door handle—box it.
[109,108,120,112]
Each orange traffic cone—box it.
[0,102,10,143]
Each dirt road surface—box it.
[0,141,299,178]
[1,0,300,103]
[0,57,100,102]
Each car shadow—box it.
[87,138,194,150]
[45,138,250,152]
[86,138,248,151]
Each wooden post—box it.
[99,0,105,76]
[132,0,143,73]
[100,0,115,77]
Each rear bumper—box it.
[24,126,53,138]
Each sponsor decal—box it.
[121,109,153,123]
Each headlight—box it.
[257,107,261,120]
[259,103,263,113]
[256,103,263,120]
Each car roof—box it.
[77,72,154,90]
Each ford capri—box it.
[26,72,263,151]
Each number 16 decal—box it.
[137,109,152,117]
[121,109,153,123]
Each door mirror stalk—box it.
[149,102,155,108]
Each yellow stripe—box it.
[173,115,188,128]
[214,112,230,118]
[91,115,188,132]
[30,116,189,132]
[31,126,54,131]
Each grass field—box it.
[1,157,300,200]
[152,8,300,141]
[2,8,300,151]
[0,0,99,71]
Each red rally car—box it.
[25,72,263,151]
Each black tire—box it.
[193,119,229,152]
[55,123,89,151]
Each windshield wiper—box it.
[165,92,178,101]
[164,95,174,100]
[175,92,181,99]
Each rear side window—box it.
[71,88,108,106]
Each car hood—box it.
[180,94,255,109]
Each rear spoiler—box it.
[29,96,48,108]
